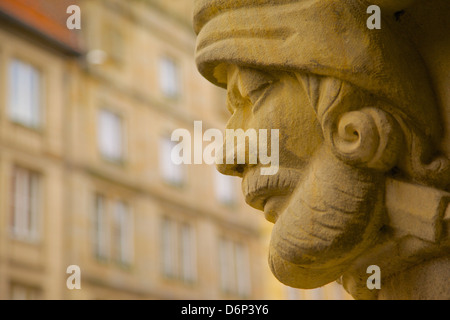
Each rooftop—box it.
[0,0,82,55]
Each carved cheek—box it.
[270,80,323,163]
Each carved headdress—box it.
[194,0,450,189]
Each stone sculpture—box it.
[194,0,450,299]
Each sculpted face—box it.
[214,63,449,292]
[218,65,323,223]
[195,0,450,299]
[218,64,388,288]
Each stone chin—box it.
[268,146,386,288]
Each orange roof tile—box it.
[0,0,82,55]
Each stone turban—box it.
[194,0,441,145]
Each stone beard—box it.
[194,0,450,299]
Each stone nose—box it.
[216,160,246,178]
[215,136,249,178]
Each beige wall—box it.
[0,28,67,300]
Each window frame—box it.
[214,170,237,206]
[112,200,134,266]
[8,58,44,130]
[92,194,134,267]
[159,137,186,187]
[218,237,252,298]
[97,108,126,164]
[159,55,181,100]
[10,282,41,300]
[93,194,109,260]
[10,166,42,243]
[161,216,197,284]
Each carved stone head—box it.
[194,0,450,295]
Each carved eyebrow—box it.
[226,66,276,114]
[237,68,275,98]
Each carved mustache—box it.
[242,166,304,211]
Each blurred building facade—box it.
[0,0,351,300]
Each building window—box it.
[161,217,197,283]
[10,283,41,300]
[159,56,181,99]
[98,109,125,162]
[11,167,41,242]
[159,138,185,187]
[218,238,251,297]
[214,171,237,206]
[112,201,133,265]
[8,59,42,128]
[93,195,133,266]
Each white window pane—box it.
[330,281,344,300]
[9,62,21,121]
[308,288,325,300]
[114,201,133,265]
[98,109,124,161]
[30,69,41,126]
[29,172,40,240]
[20,64,33,125]
[162,218,178,278]
[180,224,197,282]
[218,239,229,292]
[161,219,170,274]
[10,62,25,121]
[219,238,237,294]
[10,284,39,300]
[13,168,27,237]
[160,57,180,98]
[124,207,134,264]
[215,171,236,205]
[286,286,300,300]
[235,243,251,297]
[9,59,41,127]
[12,167,40,241]
[159,138,185,186]
[113,202,122,261]
[11,285,27,300]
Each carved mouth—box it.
[242,166,302,212]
